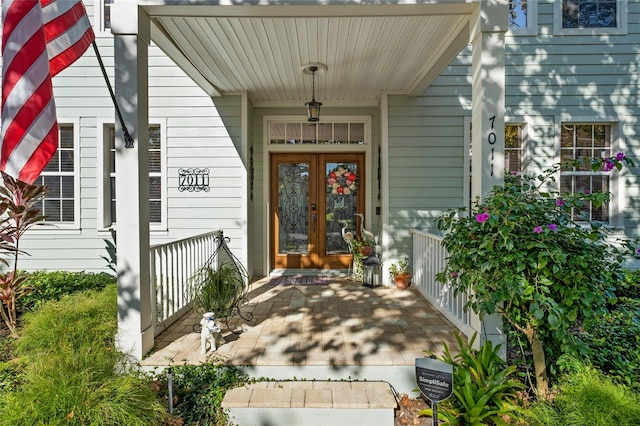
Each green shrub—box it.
[0,284,170,425]
[151,362,248,425]
[18,270,115,313]
[419,333,524,425]
[616,269,640,300]
[579,298,640,389]
[525,364,640,425]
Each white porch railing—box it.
[150,230,221,335]
[411,229,478,339]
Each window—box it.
[559,123,613,222]
[555,0,627,34]
[103,0,113,30]
[505,124,525,174]
[33,124,77,223]
[104,123,164,226]
[269,122,365,144]
[94,0,113,32]
[563,0,616,28]
[509,0,528,29]
[508,0,538,36]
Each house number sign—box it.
[178,168,210,192]
[488,115,497,177]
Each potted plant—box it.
[191,261,244,317]
[389,256,411,289]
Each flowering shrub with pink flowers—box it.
[436,155,637,398]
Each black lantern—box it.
[305,66,322,122]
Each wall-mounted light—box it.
[303,64,325,122]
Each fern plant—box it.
[419,333,524,425]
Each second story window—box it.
[562,0,616,28]
[509,0,528,29]
[555,0,626,35]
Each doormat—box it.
[268,275,329,286]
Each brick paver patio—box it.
[141,276,460,368]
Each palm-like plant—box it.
[0,173,48,335]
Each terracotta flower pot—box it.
[393,273,411,289]
[359,246,372,256]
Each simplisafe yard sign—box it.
[416,358,453,426]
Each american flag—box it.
[1,0,94,184]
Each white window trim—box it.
[507,0,539,37]
[554,117,623,227]
[554,0,628,36]
[97,117,168,232]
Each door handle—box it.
[311,213,316,232]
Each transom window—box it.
[269,122,365,145]
[562,0,616,28]
[559,123,612,222]
[33,125,75,223]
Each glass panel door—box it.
[277,162,309,255]
[271,153,365,270]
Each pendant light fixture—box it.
[305,65,322,122]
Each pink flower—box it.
[585,189,591,195]
[604,159,615,172]
[534,226,543,234]
[616,152,626,161]
[475,212,490,223]
[555,198,565,207]
[327,177,337,186]
[451,272,459,278]
[548,224,558,231]
[511,171,519,176]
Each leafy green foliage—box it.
[18,270,115,313]
[435,159,636,395]
[0,173,48,335]
[190,262,244,317]
[579,298,640,389]
[615,269,640,300]
[525,363,640,425]
[419,333,524,425]
[0,285,170,425]
[150,362,248,425]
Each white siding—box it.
[10,8,246,272]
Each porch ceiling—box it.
[144,2,475,106]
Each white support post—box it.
[111,1,153,360]
[470,0,508,353]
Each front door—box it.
[270,153,365,269]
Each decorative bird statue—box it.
[339,220,354,248]
[355,213,376,247]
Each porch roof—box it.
[140,1,477,105]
